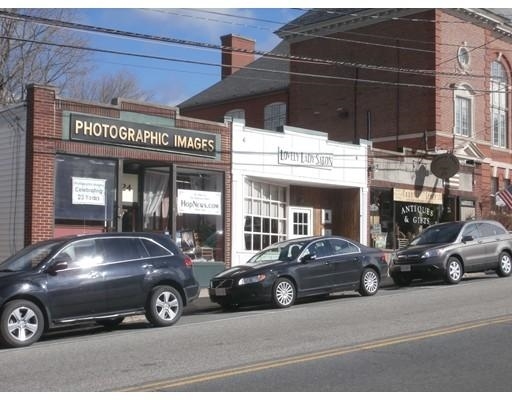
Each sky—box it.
[13,2,511,106]
[13,6,304,106]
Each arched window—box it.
[491,61,508,148]
[453,84,474,137]
[264,102,286,131]
[225,109,245,121]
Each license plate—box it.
[401,265,411,272]
[213,288,226,296]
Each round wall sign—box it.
[430,153,460,180]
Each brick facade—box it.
[25,84,232,265]
[182,9,512,223]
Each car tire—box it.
[496,251,512,277]
[96,317,125,328]
[0,299,44,348]
[359,268,380,296]
[391,272,412,287]
[145,286,183,327]
[444,257,463,284]
[272,278,296,308]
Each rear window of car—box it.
[478,222,506,237]
[97,238,144,263]
[141,238,172,258]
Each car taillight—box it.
[184,255,193,268]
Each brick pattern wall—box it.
[25,85,232,265]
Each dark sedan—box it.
[0,232,200,348]
[390,219,512,286]
[209,235,389,309]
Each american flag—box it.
[497,186,512,209]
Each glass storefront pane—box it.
[271,219,278,233]
[270,185,278,201]
[254,182,261,198]
[263,183,270,199]
[262,235,270,249]
[262,201,270,216]
[254,235,261,251]
[55,155,116,224]
[175,168,225,262]
[254,200,261,215]
[271,203,277,218]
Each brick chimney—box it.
[220,34,255,79]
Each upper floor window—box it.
[491,61,508,148]
[225,108,245,121]
[264,102,286,131]
[454,85,473,137]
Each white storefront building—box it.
[231,121,370,265]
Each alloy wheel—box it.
[447,258,462,283]
[7,306,40,343]
[500,255,512,275]
[155,291,179,321]
[274,280,295,307]
[363,270,379,294]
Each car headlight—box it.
[421,249,443,259]
[238,274,266,286]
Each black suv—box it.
[0,233,200,348]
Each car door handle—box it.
[88,271,101,279]
[142,264,153,269]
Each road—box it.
[1,273,511,391]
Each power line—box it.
[1,10,508,91]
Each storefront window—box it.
[175,168,224,262]
[244,179,287,251]
[370,187,442,249]
[143,169,169,231]
[55,155,116,230]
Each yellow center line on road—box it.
[117,315,512,392]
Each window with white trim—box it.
[491,61,508,148]
[225,108,245,121]
[453,85,473,137]
[264,102,286,131]
[243,180,287,251]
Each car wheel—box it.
[359,268,380,296]
[145,286,183,327]
[96,317,125,328]
[272,278,296,308]
[496,252,512,277]
[391,272,412,287]
[0,300,44,348]
[444,257,463,284]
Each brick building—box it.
[180,8,512,249]
[0,84,232,280]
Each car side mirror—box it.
[47,260,68,275]
[301,253,317,263]
[461,235,474,243]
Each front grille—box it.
[211,279,234,289]
[393,254,422,265]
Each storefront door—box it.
[288,207,313,239]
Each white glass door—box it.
[288,207,313,239]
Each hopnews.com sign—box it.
[177,189,222,215]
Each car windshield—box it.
[248,240,308,263]
[0,240,63,272]
[409,223,463,245]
